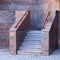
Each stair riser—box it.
[26,36,41,38]
[25,36,41,38]
[24,39,41,41]
[27,33,41,36]
[27,31,41,34]
[18,48,41,53]
[22,43,41,45]
[23,40,41,43]
[19,45,41,49]
[17,52,41,55]
[19,47,41,50]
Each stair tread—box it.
[27,31,41,34]
[25,36,41,39]
[22,42,41,45]
[20,44,41,47]
[27,33,41,34]
[23,40,41,42]
[20,47,41,49]
[26,35,41,37]
[26,34,41,36]
[27,34,41,36]
[24,38,41,40]
[22,43,41,45]
[20,45,41,49]
[18,49,41,53]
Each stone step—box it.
[25,35,41,39]
[25,34,41,36]
[19,48,41,52]
[19,46,41,50]
[26,34,41,37]
[25,33,41,36]
[20,44,41,49]
[17,51,41,55]
[24,38,41,40]
[18,49,41,55]
[27,31,41,33]
[23,40,41,43]
[27,33,41,36]
[21,45,41,48]
[24,38,41,41]
[19,47,41,51]
[22,41,41,45]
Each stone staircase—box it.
[17,30,41,55]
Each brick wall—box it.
[0,0,50,29]
[0,0,59,29]
[0,10,15,47]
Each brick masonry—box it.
[0,0,59,29]
[41,12,58,55]
[0,10,15,47]
[9,11,30,54]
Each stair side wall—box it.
[41,13,58,55]
[58,11,60,47]
[49,14,58,54]
[9,11,30,54]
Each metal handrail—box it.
[15,11,28,28]
[41,11,51,29]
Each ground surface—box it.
[0,49,60,60]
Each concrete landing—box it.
[0,49,60,60]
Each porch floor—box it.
[0,48,60,60]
